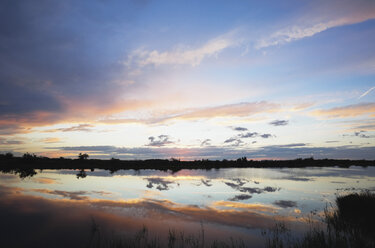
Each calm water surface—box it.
[1,166,374,247]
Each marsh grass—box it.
[86,222,245,248]
[263,191,375,248]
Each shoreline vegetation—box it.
[1,152,374,179]
[263,191,375,248]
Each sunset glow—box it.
[1,0,375,159]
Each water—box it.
[1,166,374,247]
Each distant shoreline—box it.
[1,154,374,172]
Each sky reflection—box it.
[1,166,374,247]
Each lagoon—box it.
[1,166,374,247]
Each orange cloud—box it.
[311,103,375,118]
[100,101,280,125]
[175,101,279,120]
[0,98,156,134]
[42,137,62,143]
[213,201,279,213]
[32,177,60,184]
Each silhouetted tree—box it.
[76,169,87,179]
[170,158,180,162]
[22,153,37,160]
[5,152,13,159]
[78,153,89,160]
[237,157,247,162]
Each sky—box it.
[1,0,375,160]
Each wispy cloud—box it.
[325,141,339,143]
[0,124,31,135]
[274,143,307,148]
[128,32,239,67]
[0,139,24,145]
[42,137,62,143]
[256,20,343,49]
[44,124,94,133]
[174,101,279,121]
[346,119,375,131]
[359,86,375,99]
[255,1,375,49]
[311,103,375,118]
[32,177,60,185]
[32,189,89,200]
[100,101,279,124]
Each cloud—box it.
[224,137,238,143]
[230,178,249,186]
[45,124,94,132]
[100,101,280,125]
[359,86,375,99]
[129,32,238,67]
[32,189,89,200]
[212,201,279,213]
[200,179,212,187]
[224,180,279,195]
[255,1,375,49]
[0,1,148,131]
[256,21,342,49]
[41,137,62,143]
[311,103,375,118]
[232,127,248,132]
[92,191,113,196]
[49,144,375,160]
[273,200,297,208]
[236,132,274,140]
[281,176,312,182]
[274,143,307,148]
[346,119,375,131]
[269,120,289,126]
[0,124,30,135]
[0,139,24,145]
[258,145,375,160]
[228,194,252,201]
[200,139,211,147]
[238,132,258,138]
[32,177,60,184]
[354,131,374,139]
[223,131,275,147]
[224,137,243,146]
[147,135,174,147]
[260,134,273,139]
[184,102,278,119]
[145,177,175,191]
